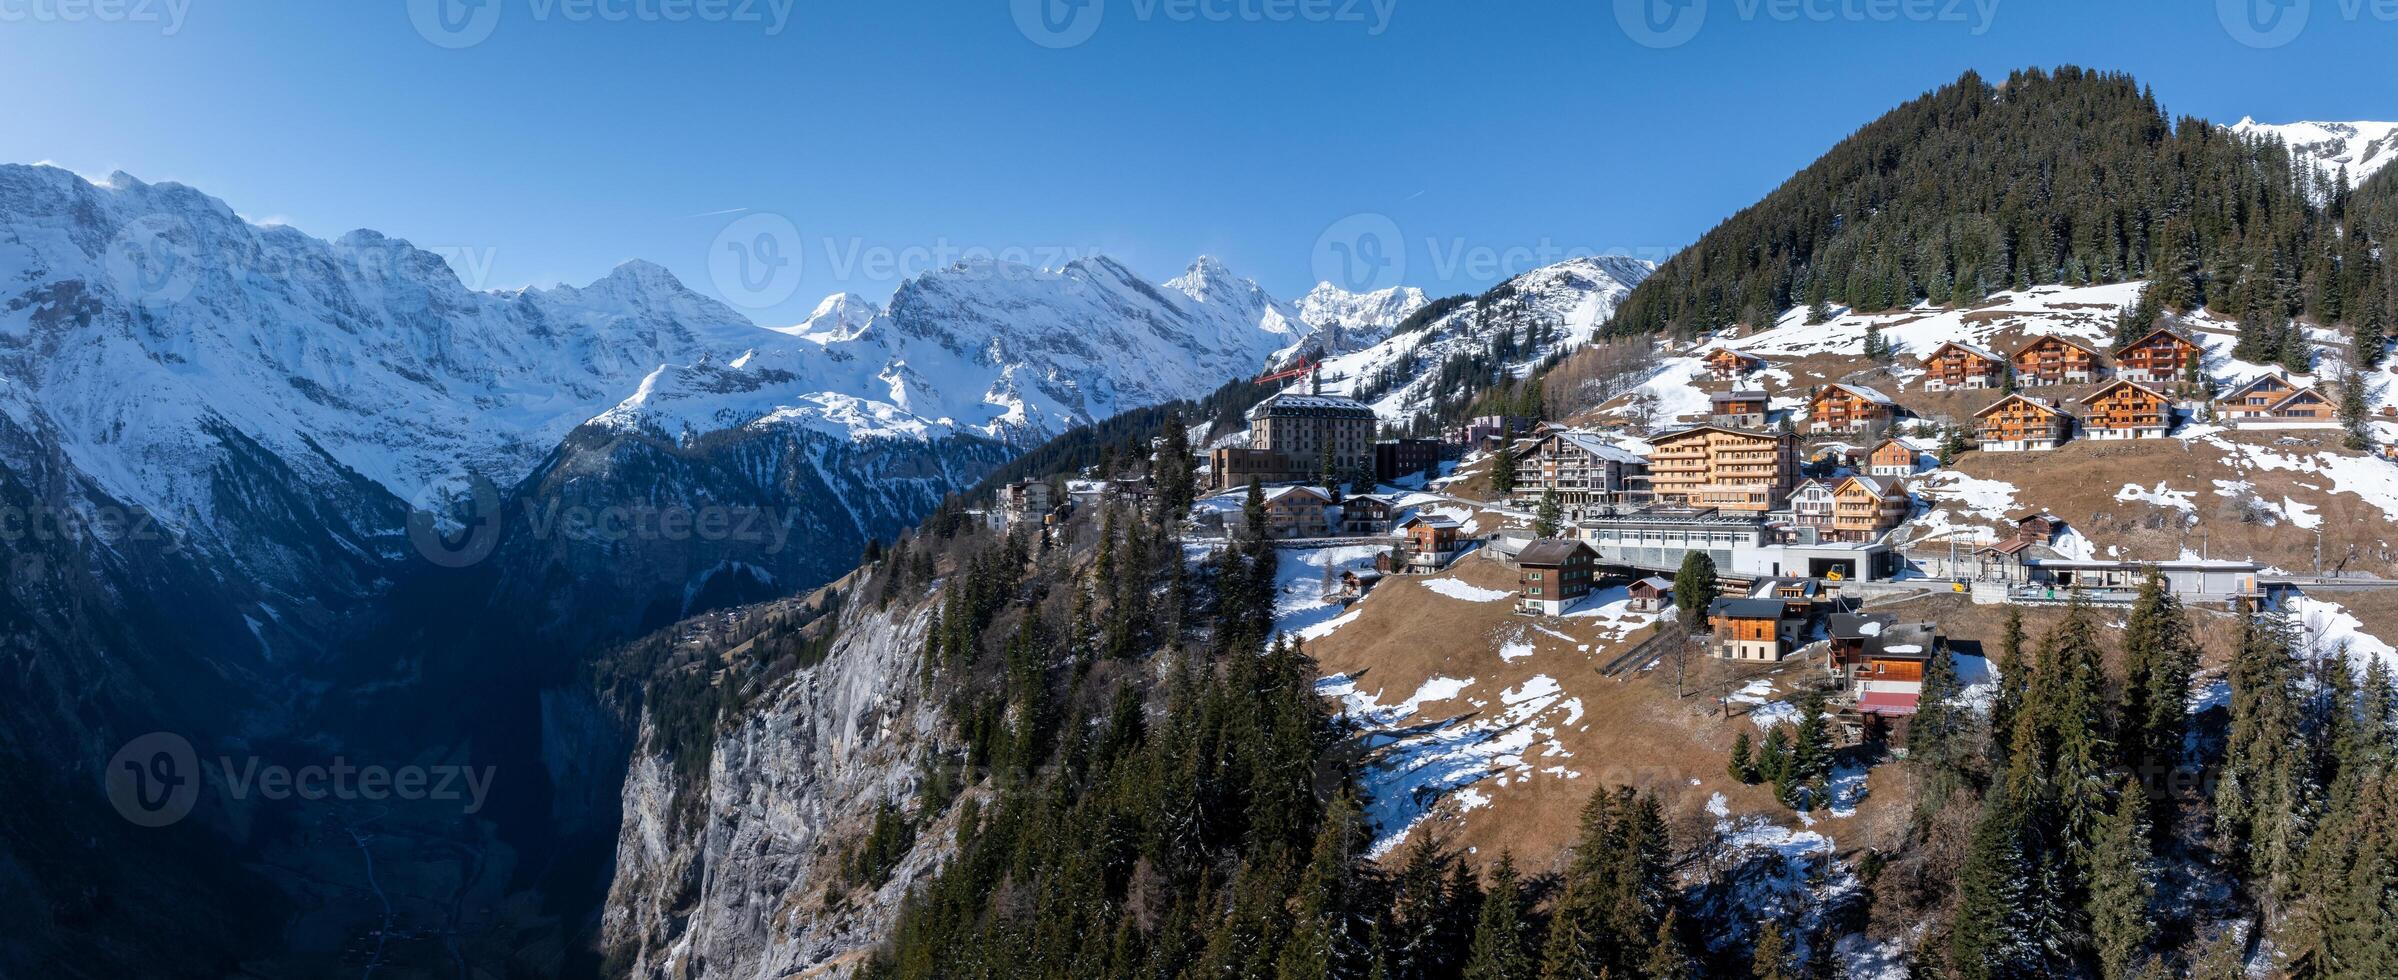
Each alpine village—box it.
[606,70,2398,980]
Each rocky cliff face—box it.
[601,597,953,978]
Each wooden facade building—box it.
[1920,341,2007,391]
[2080,379,2174,439]
[1807,384,1897,435]
[2113,328,2204,385]
[1974,394,2072,452]
[2011,335,2107,386]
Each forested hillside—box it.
[1601,66,2394,340]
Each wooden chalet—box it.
[1703,347,1766,381]
[1831,475,1911,542]
[1392,515,1463,573]
[1710,390,1771,429]
[2222,374,2335,426]
[1866,438,1919,477]
[1259,486,1332,538]
[1807,384,1897,435]
[1516,538,1598,616]
[2080,379,2174,439]
[1627,576,1673,613]
[2222,373,2302,418]
[1709,597,1797,662]
[1919,341,2007,391]
[1974,393,2072,452]
[2113,327,2204,385]
[2010,335,2107,386]
[1337,494,1398,535]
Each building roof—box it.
[2225,373,2299,400]
[2079,378,2172,406]
[1834,474,1904,498]
[1705,347,1766,364]
[1248,392,1377,420]
[1516,538,1596,567]
[1818,383,1897,406]
[2011,334,2107,359]
[2114,326,2201,355]
[1865,622,1942,661]
[1711,389,1771,404]
[1535,430,1649,465]
[1709,597,1790,620]
[1262,485,1331,505]
[1921,340,2004,365]
[1649,423,1786,443]
[1973,392,2068,419]
[1630,575,1674,593]
[1827,612,1898,641]
[1399,515,1461,530]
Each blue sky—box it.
[1,1,2390,324]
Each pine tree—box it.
[1752,921,1799,980]
[2358,300,2390,369]
[2216,607,2320,912]
[1464,853,1536,980]
[1672,550,1720,631]
[2037,599,2117,889]
[2088,782,2158,980]
[1729,730,1759,784]
[2118,569,2198,837]
[1277,794,1373,980]
[2340,368,2373,452]
[1643,910,1694,980]
[1807,296,1835,326]
[1533,490,1564,539]
[1949,800,2038,980]
[1491,446,1519,497]
[1157,409,1198,516]
[1908,648,1973,812]
[1989,608,2029,772]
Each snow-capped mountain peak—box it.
[2233,117,2398,187]
[1294,281,1432,356]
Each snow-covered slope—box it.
[0,165,1303,550]
[2233,118,2398,187]
[1322,255,1655,418]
